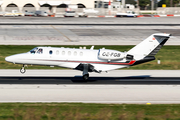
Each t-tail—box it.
[127,33,171,65]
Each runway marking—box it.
[51,25,73,42]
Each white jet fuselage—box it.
[6,47,134,72]
[5,33,172,80]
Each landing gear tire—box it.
[20,67,26,74]
[83,74,89,80]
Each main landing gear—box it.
[83,64,89,80]
[20,64,26,74]
[83,73,89,80]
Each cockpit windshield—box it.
[30,47,43,54]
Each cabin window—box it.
[62,51,65,55]
[80,52,83,56]
[37,48,43,54]
[49,50,53,54]
[74,51,77,56]
[68,51,71,55]
[56,50,59,55]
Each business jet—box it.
[5,33,171,80]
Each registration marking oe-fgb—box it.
[102,52,121,57]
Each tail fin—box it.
[127,33,171,60]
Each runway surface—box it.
[0,17,180,103]
[0,70,180,103]
[1,70,180,84]
[0,17,180,45]
[1,76,180,84]
[0,17,180,24]
[0,25,179,45]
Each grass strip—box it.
[0,103,180,120]
[0,45,180,69]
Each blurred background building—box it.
[0,0,179,16]
[0,0,121,12]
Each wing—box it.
[75,63,100,73]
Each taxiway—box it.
[0,17,180,45]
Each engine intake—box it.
[126,54,134,60]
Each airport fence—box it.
[55,8,140,17]
[50,7,180,16]
[157,7,180,15]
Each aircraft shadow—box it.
[0,75,180,84]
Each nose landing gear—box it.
[20,65,26,74]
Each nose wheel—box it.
[20,65,26,74]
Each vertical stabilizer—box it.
[127,33,171,60]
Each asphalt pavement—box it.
[1,70,180,84]
[0,17,180,24]
[0,17,180,45]
[0,17,180,103]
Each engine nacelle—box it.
[98,49,126,61]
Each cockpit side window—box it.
[30,47,38,54]
[30,48,43,54]
[37,48,43,54]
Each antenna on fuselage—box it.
[90,46,94,50]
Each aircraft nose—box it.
[5,53,27,64]
[5,56,14,62]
